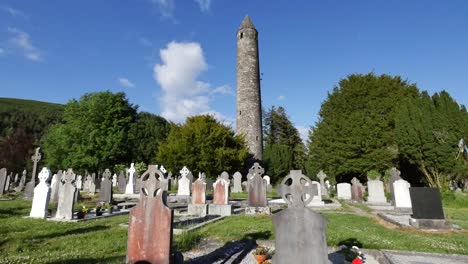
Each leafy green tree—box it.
[129,112,171,164]
[157,115,248,178]
[263,106,305,181]
[307,73,419,183]
[395,91,468,188]
[42,91,137,172]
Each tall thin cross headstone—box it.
[126,165,175,264]
[24,147,42,199]
[125,163,136,194]
[56,169,77,220]
[99,169,113,203]
[273,170,328,264]
[317,170,328,197]
[30,168,52,218]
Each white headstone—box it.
[306,181,324,206]
[29,168,51,218]
[125,163,136,194]
[393,179,412,208]
[232,172,243,193]
[263,175,271,185]
[50,173,60,202]
[337,183,351,200]
[177,166,191,196]
[220,171,230,182]
[76,175,82,190]
[367,180,387,204]
[112,174,117,187]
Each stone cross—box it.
[30,168,51,218]
[232,172,243,193]
[180,166,190,178]
[99,169,113,203]
[126,165,174,264]
[24,147,42,199]
[248,163,268,207]
[317,170,328,197]
[56,169,77,220]
[248,162,264,177]
[273,170,328,263]
[0,168,7,195]
[177,166,191,196]
[125,163,136,194]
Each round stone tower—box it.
[236,15,263,161]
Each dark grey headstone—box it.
[118,171,127,192]
[273,170,328,264]
[99,169,113,203]
[410,187,445,219]
[0,168,7,195]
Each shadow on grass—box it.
[35,225,110,240]
[338,238,363,248]
[184,239,256,264]
[242,231,272,240]
[46,255,125,264]
[0,207,28,217]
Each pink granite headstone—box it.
[192,179,206,205]
[213,179,228,205]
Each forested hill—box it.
[0,97,64,172]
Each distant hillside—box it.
[0,98,64,172]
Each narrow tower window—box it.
[239,111,241,115]
[240,32,243,39]
[256,136,259,141]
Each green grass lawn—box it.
[0,192,467,263]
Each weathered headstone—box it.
[112,174,117,187]
[317,170,328,197]
[177,166,191,196]
[15,170,26,192]
[30,168,52,218]
[0,168,7,195]
[125,163,136,194]
[209,178,232,216]
[408,187,451,229]
[220,171,230,182]
[118,171,127,192]
[76,175,83,190]
[351,177,363,202]
[99,169,113,203]
[157,166,169,192]
[232,171,243,193]
[337,183,351,200]
[94,172,101,190]
[50,171,62,202]
[126,165,177,264]
[55,169,77,220]
[393,179,412,209]
[263,175,272,192]
[24,147,42,199]
[367,176,386,204]
[273,170,328,264]
[4,173,10,192]
[188,176,208,216]
[246,163,270,215]
[306,181,324,206]
[14,173,19,184]
[389,167,402,205]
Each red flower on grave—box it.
[352,257,363,264]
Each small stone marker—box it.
[24,147,42,200]
[393,179,412,209]
[15,170,26,192]
[232,171,243,193]
[337,183,351,200]
[246,163,270,215]
[317,170,328,197]
[220,171,230,182]
[273,170,328,264]
[389,167,402,205]
[188,176,208,216]
[125,163,136,194]
[0,168,7,195]
[351,177,363,202]
[99,169,113,203]
[367,176,386,204]
[76,175,83,190]
[112,174,117,187]
[208,178,232,216]
[118,171,127,192]
[56,169,77,220]
[177,166,191,196]
[30,167,52,218]
[126,165,176,264]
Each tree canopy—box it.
[157,115,248,178]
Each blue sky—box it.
[1,0,468,142]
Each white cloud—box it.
[7,27,41,61]
[118,78,136,88]
[151,0,175,19]
[296,125,310,145]
[194,0,212,12]
[277,95,286,101]
[154,41,232,124]
[211,85,234,96]
[0,6,27,18]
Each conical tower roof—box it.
[239,15,256,30]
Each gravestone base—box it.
[245,206,271,215]
[409,218,453,230]
[208,204,232,216]
[395,207,413,214]
[188,204,208,217]
[307,199,325,207]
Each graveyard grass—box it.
[0,192,467,263]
